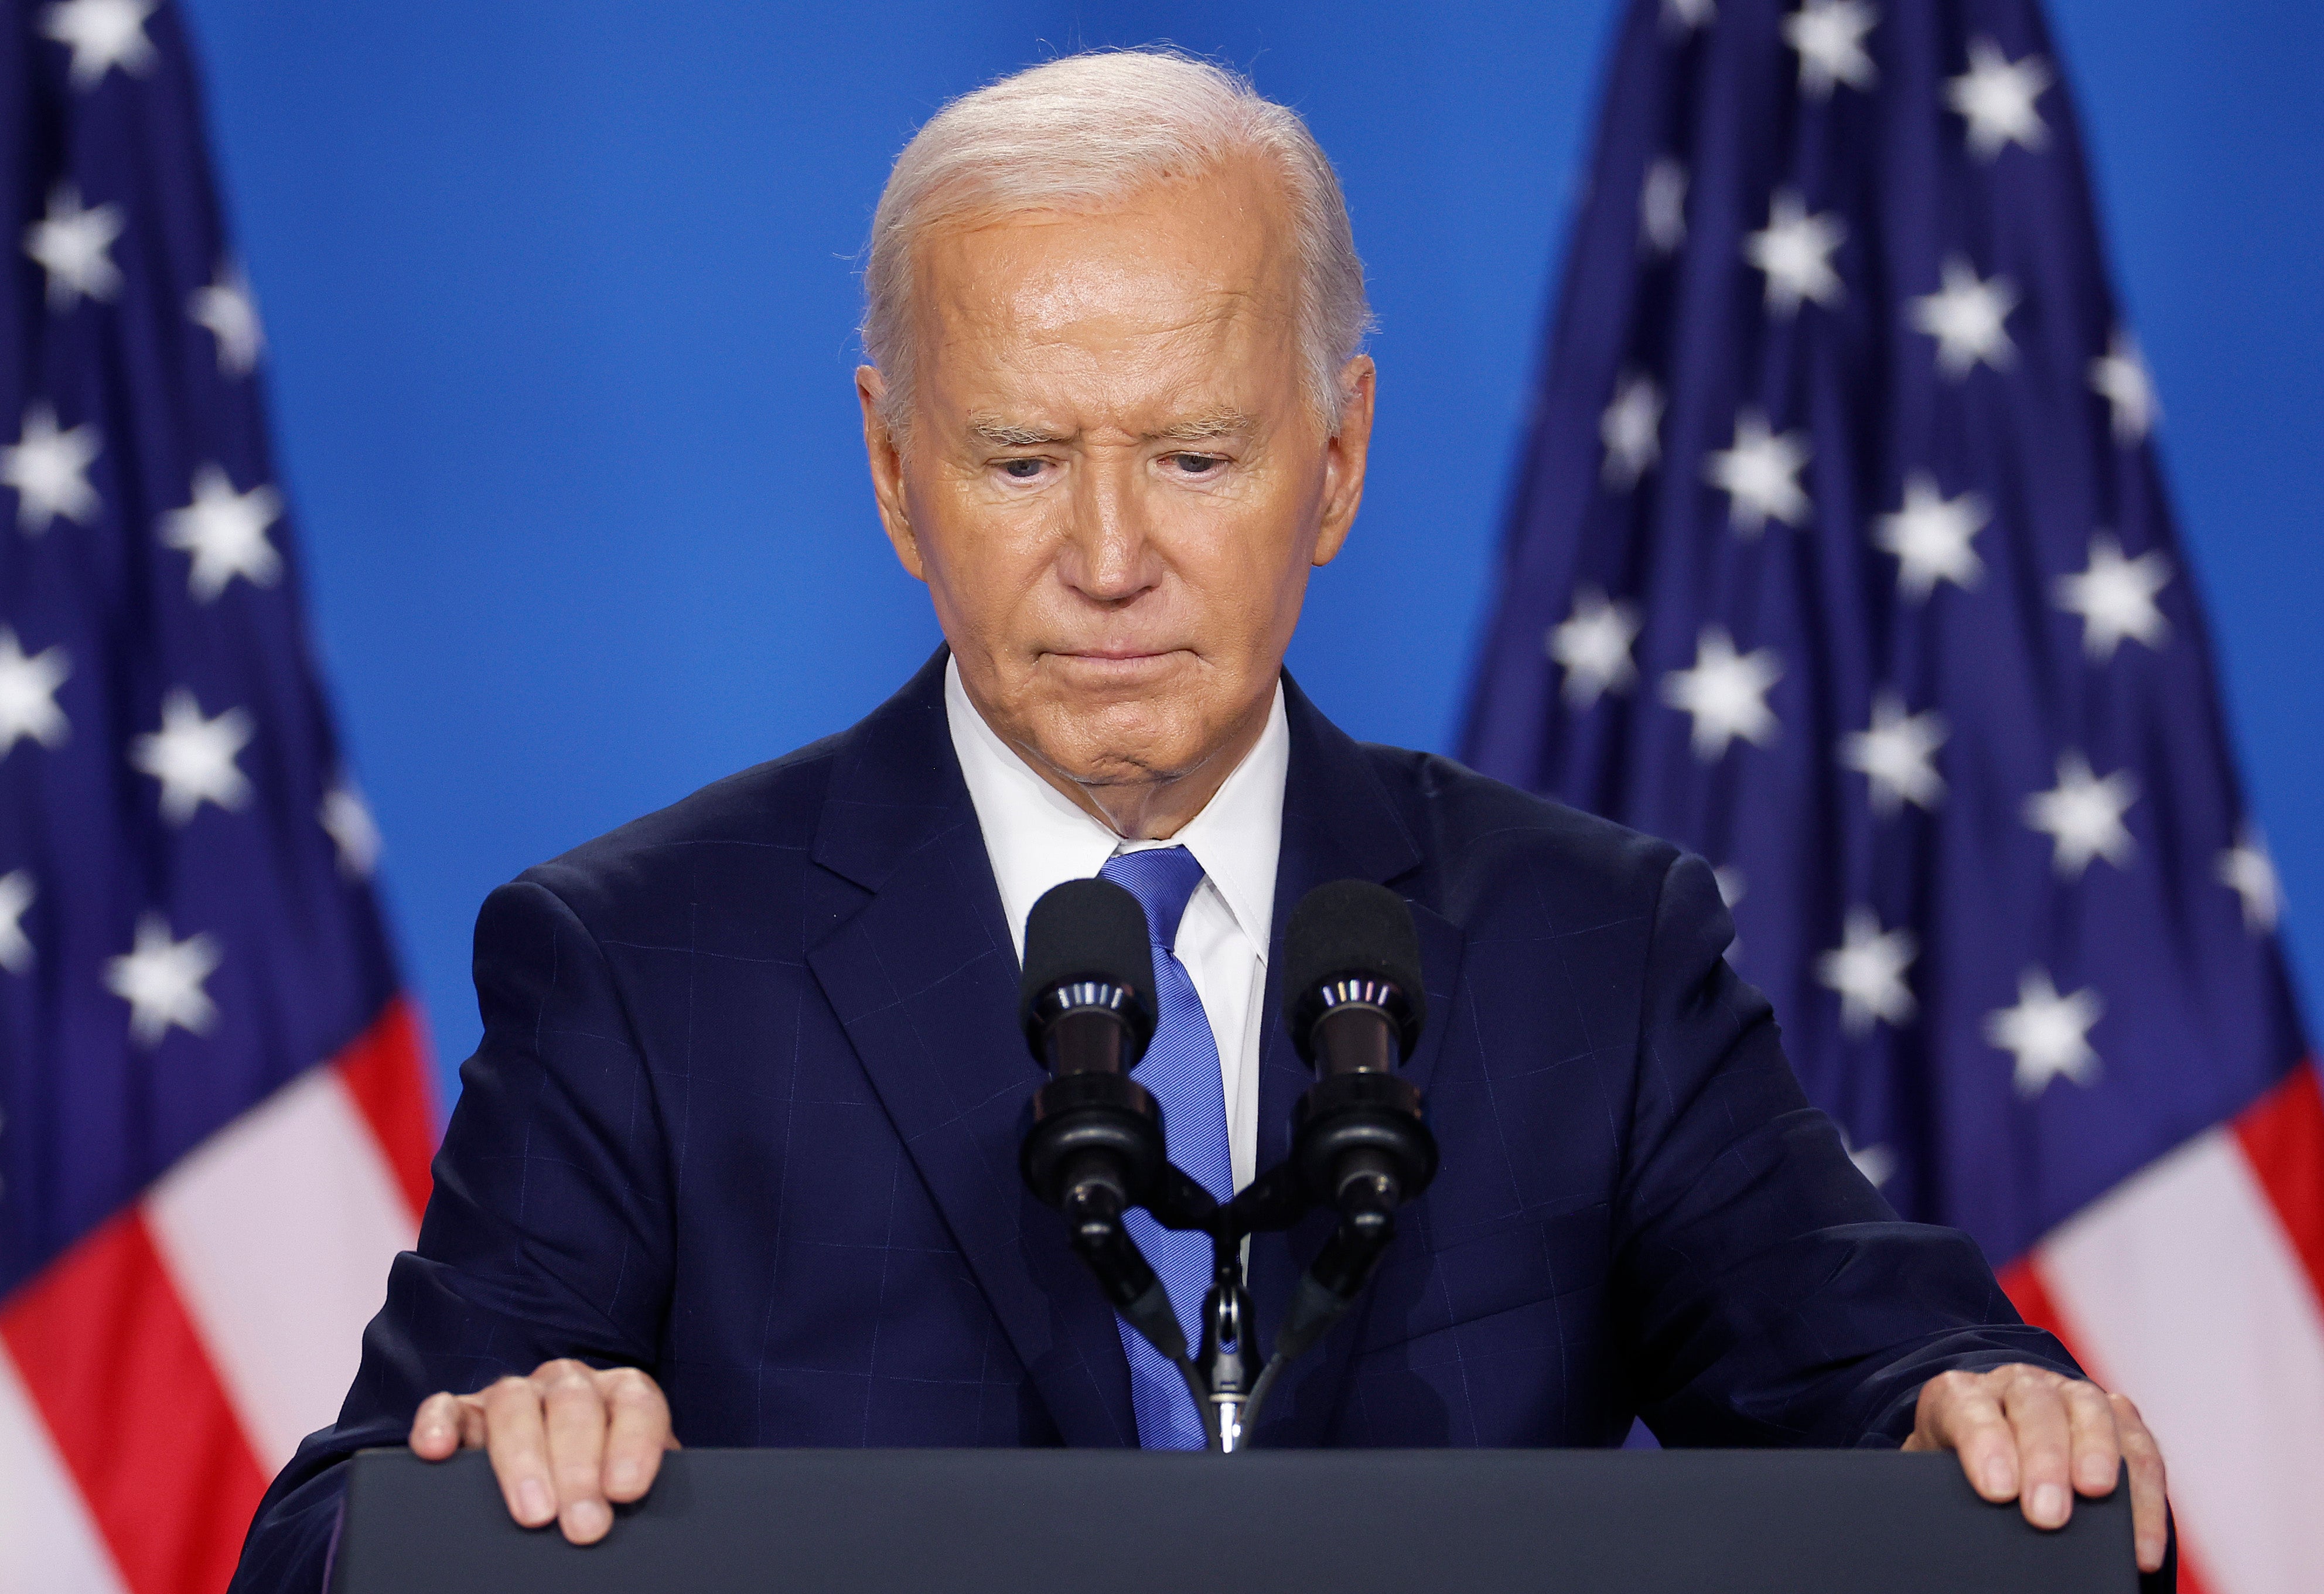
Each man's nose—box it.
[1059,453,1158,603]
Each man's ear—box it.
[1312,354,1377,568]
[857,365,926,581]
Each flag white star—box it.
[1784,0,1878,98]
[23,183,124,311]
[321,783,383,878]
[189,263,265,376]
[1983,968,2102,1098]
[1661,626,1783,760]
[1744,189,1846,317]
[40,0,158,89]
[1947,36,2052,161]
[2217,826,2282,936]
[1601,371,1664,488]
[1640,157,1689,255]
[1874,473,1988,601]
[1842,1130,1896,1188]
[2088,330,2157,445]
[1548,588,1642,709]
[104,912,221,1047]
[1,402,101,533]
[1909,256,2018,378]
[160,465,284,602]
[131,687,254,825]
[0,870,33,974]
[1704,409,1812,537]
[2054,532,2171,662]
[1817,907,1919,1036]
[0,628,70,758]
[1662,0,1715,33]
[1840,691,1947,815]
[2023,751,2138,880]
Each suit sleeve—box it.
[228,878,674,1592]
[1612,851,2079,1448]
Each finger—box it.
[1916,1371,2019,1503]
[456,1395,490,1449]
[1999,1368,2075,1530]
[596,1368,673,1504]
[537,1360,614,1545]
[409,1392,462,1460]
[2111,1394,2170,1573]
[2062,1380,2120,1497]
[479,1375,558,1529]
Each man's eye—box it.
[1001,458,1045,480]
[1170,453,1226,475]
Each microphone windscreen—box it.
[1019,876,1157,1035]
[1281,879,1427,1032]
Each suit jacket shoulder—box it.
[516,728,845,927]
[1358,740,1683,913]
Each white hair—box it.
[861,49,1372,438]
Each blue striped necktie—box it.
[1097,845,1233,1450]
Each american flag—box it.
[0,4,435,1590]
[1462,1,2322,1588]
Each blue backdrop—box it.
[172,1,2319,1097]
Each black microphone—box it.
[1018,877,1157,1077]
[1250,880,1442,1381]
[1284,879,1427,1074]
[1281,880,1438,1214]
[1014,879,1185,1357]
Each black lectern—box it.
[329,1447,2136,1593]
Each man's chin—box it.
[1028,738,1204,793]
[1013,707,1218,792]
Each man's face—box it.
[858,155,1374,822]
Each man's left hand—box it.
[1904,1364,2167,1573]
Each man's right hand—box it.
[408,1360,678,1545]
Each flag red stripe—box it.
[0,1209,268,1594]
[333,994,439,1223]
[2233,1060,2324,1315]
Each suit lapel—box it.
[1246,676,1468,1446]
[804,651,1136,1446]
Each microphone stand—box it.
[1102,1134,1426,1453]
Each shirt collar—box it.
[944,655,1286,962]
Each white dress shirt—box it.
[946,657,1286,1193]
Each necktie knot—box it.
[1098,846,1206,952]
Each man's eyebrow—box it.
[1144,410,1255,443]
[964,411,1257,448]
[968,418,1074,447]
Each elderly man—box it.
[230,49,2168,1590]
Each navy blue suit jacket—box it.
[232,651,2072,1588]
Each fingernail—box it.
[608,1459,638,1493]
[1982,1459,2013,1496]
[566,1499,610,1538]
[518,1479,553,1524]
[2031,1484,2068,1527]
